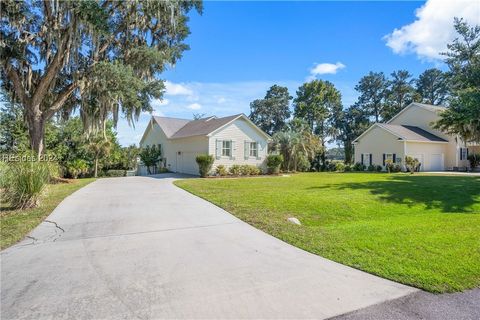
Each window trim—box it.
[362,153,371,166]
[249,142,258,157]
[222,140,232,157]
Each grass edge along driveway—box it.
[1,178,95,249]
[174,173,480,293]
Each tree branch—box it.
[31,22,74,108]
[44,82,78,119]
[5,62,29,107]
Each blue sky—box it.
[117,0,479,146]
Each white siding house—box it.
[353,102,479,171]
[138,114,270,175]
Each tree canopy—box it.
[435,18,480,144]
[249,85,292,135]
[1,0,202,154]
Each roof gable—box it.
[153,116,190,138]
[387,102,446,124]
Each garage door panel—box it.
[430,154,443,171]
[181,152,200,175]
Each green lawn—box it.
[1,178,95,249]
[175,173,480,293]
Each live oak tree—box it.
[0,0,202,155]
[249,85,292,135]
[293,80,342,168]
[416,68,449,105]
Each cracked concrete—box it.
[1,174,417,319]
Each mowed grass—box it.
[175,173,480,293]
[1,178,95,249]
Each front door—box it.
[175,151,182,173]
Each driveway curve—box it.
[1,174,416,319]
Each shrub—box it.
[266,154,283,174]
[139,145,162,175]
[367,164,376,172]
[66,159,89,179]
[246,165,261,175]
[405,156,421,174]
[376,165,383,172]
[195,154,214,177]
[335,162,345,172]
[385,160,395,173]
[467,153,480,169]
[105,170,126,177]
[353,162,365,171]
[229,164,242,176]
[215,165,228,176]
[1,160,54,209]
[344,164,352,172]
[297,154,311,172]
[392,164,402,173]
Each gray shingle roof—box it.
[378,124,448,142]
[153,114,243,139]
[152,116,190,138]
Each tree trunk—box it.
[94,157,99,178]
[320,140,326,170]
[27,110,46,156]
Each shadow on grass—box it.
[308,175,480,213]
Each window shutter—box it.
[369,154,372,166]
[460,148,463,160]
[361,154,364,165]
[216,140,222,159]
[230,140,235,160]
[244,141,249,160]
[467,148,469,157]
[256,142,261,160]
[393,154,396,163]
[383,154,386,166]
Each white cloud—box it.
[164,81,193,96]
[187,103,202,110]
[217,96,227,104]
[384,0,479,61]
[151,98,169,107]
[309,62,346,77]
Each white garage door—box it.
[175,151,200,175]
[430,154,444,171]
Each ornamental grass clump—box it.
[1,159,58,209]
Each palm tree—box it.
[272,120,322,171]
[85,135,112,178]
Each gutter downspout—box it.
[403,140,407,172]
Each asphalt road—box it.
[1,174,416,319]
[331,288,480,320]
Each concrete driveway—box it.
[1,174,416,319]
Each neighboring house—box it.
[353,102,479,171]
[138,114,270,175]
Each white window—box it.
[362,153,371,166]
[385,153,394,165]
[250,142,258,157]
[222,140,231,157]
[460,148,467,160]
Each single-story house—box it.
[138,114,270,175]
[353,102,479,171]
